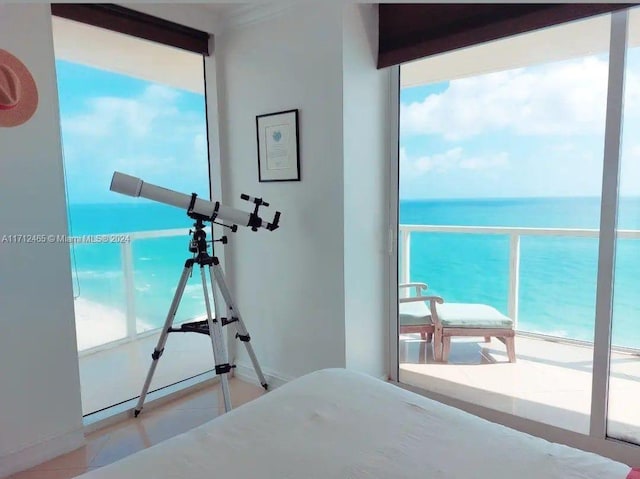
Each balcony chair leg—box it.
[442,336,451,363]
[433,328,443,362]
[505,336,516,363]
[426,332,433,343]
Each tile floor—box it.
[9,378,265,479]
[399,334,640,443]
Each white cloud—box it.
[401,56,640,140]
[620,143,640,196]
[629,144,640,158]
[62,85,181,139]
[459,152,509,170]
[400,146,509,177]
[194,133,207,157]
[59,82,208,203]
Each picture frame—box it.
[256,109,300,182]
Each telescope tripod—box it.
[133,218,268,417]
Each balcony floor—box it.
[399,334,640,444]
[79,331,220,415]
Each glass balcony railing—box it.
[399,224,640,351]
[72,228,212,354]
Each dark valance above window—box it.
[51,4,211,56]
[378,3,636,68]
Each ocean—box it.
[68,197,640,350]
[68,201,211,348]
[400,196,640,349]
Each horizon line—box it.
[400,194,640,202]
[69,195,640,206]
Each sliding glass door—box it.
[394,7,640,452]
[53,17,213,415]
[398,12,612,434]
[608,6,640,446]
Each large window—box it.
[608,6,640,445]
[396,7,640,449]
[53,16,213,415]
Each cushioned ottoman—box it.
[431,303,516,363]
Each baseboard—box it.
[0,428,85,478]
[233,363,293,390]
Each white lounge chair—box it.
[398,283,435,342]
[399,283,516,363]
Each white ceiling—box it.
[199,3,247,15]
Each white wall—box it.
[215,3,391,382]
[342,5,390,378]
[0,2,391,475]
[0,5,84,477]
[215,3,348,381]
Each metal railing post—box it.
[400,229,411,289]
[508,234,521,328]
[121,240,137,339]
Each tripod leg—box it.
[134,265,192,417]
[200,265,232,412]
[210,259,268,390]
[226,303,237,379]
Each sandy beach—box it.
[74,297,127,350]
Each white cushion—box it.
[399,301,432,326]
[436,303,513,329]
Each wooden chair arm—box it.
[399,282,428,290]
[427,296,445,326]
[399,282,428,298]
[399,295,444,304]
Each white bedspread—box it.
[76,369,630,478]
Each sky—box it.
[400,49,640,200]
[56,60,209,204]
[57,47,640,205]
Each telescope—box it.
[110,171,274,416]
[110,172,280,232]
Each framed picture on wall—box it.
[256,109,300,182]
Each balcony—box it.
[398,224,640,444]
[73,228,218,415]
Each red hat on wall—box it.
[0,49,38,128]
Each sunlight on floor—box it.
[79,332,216,415]
[399,334,640,444]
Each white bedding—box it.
[76,369,630,478]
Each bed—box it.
[76,368,631,478]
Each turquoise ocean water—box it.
[69,201,210,335]
[69,197,640,348]
[400,196,640,348]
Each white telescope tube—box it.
[110,172,276,230]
